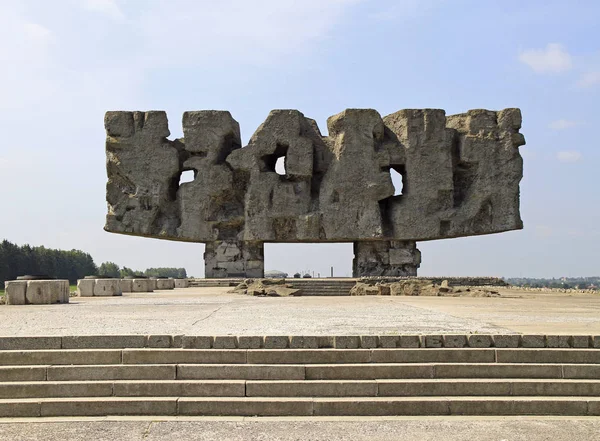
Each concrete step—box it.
[2,362,600,382]
[2,396,599,417]
[3,379,600,399]
[2,348,600,365]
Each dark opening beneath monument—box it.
[264,243,353,278]
[179,169,196,185]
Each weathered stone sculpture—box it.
[104,108,524,277]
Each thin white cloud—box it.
[556,151,582,163]
[534,225,553,238]
[23,23,52,42]
[548,119,582,130]
[83,0,124,21]
[518,43,572,74]
[577,71,600,88]
[135,0,359,67]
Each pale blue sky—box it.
[0,0,598,277]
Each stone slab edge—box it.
[0,335,599,350]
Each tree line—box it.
[0,239,187,285]
[98,262,186,279]
[0,240,97,284]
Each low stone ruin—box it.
[350,279,500,297]
[229,279,302,297]
[4,277,70,305]
[104,107,525,278]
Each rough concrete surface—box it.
[104,108,525,277]
[1,418,600,440]
[1,287,598,336]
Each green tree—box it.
[99,262,121,278]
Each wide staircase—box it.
[286,278,358,296]
[0,334,599,417]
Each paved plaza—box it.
[1,287,599,336]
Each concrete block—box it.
[521,335,545,348]
[360,335,378,349]
[120,279,133,292]
[174,279,189,288]
[146,335,173,348]
[156,278,175,290]
[123,349,246,364]
[177,364,305,380]
[334,336,360,349]
[247,349,369,365]
[317,336,334,348]
[113,380,245,397]
[24,281,51,304]
[93,279,122,297]
[0,400,41,417]
[434,363,562,379]
[40,397,178,417]
[468,335,493,348]
[172,335,183,348]
[47,364,176,381]
[0,336,61,350]
[546,335,570,348]
[264,336,289,349]
[571,335,590,348]
[313,398,449,416]
[0,381,112,399]
[448,398,588,416]
[0,349,121,366]
[424,335,443,348]
[62,335,146,349]
[182,336,212,349]
[306,364,434,380]
[444,335,467,348]
[370,349,495,364]
[213,336,237,349]
[496,349,600,364]
[377,379,511,397]
[493,335,520,348]
[77,279,95,297]
[246,380,377,397]
[132,279,152,292]
[4,281,27,305]
[238,336,262,349]
[592,336,600,349]
[178,397,313,416]
[399,336,421,348]
[148,278,158,290]
[290,336,318,349]
[0,366,48,381]
[588,400,600,416]
[563,365,600,379]
[512,380,600,396]
[378,336,398,348]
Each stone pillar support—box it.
[353,240,421,277]
[204,240,264,278]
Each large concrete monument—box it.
[104,108,525,278]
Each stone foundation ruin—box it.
[104,108,525,277]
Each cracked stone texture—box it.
[104,108,525,243]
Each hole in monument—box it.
[179,170,196,185]
[275,156,286,176]
[390,166,404,196]
[264,243,354,278]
